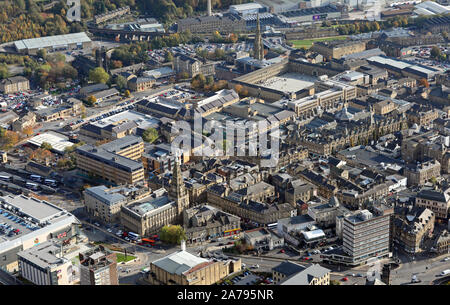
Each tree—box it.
[22,125,33,137]
[86,95,97,106]
[124,90,131,98]
[430,46,442,59]
[165,51,174,62]
[115,75,128,91]
[36,49,47,60]
[89,67,110,84]
[142,128,158,143]
[419,78,429,88]
[1,130,19,149]
[40,142,52,150]
[160,225,186,245]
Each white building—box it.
[17,240,75,285]
[0,195,80,272]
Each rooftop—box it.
[152,250,209,275]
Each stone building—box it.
[0,76,29,94]
[415,188,450,219]
[404,159,441,187]
[147,245,241,285]
[183,204,241,244]
[310,41,366,60]
[393,206,435,254]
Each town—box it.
[0,0,448,288]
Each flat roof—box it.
[257,72,316,93]
[0,195,63,223]
[14,32,91,51]
[27,132,74,154]
[17,240,66,269]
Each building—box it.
[84,184,151,223]
[14,32,92,55]
[75,135,145,185]
[278,263,330,285]
[34,98,83,122]
[393,206,435,254]
[0,195,80,272]
[310,41,366,60]
[323,204,393,266]
[285,179,317,207]
[11,112,36,132]
[244,227,284,251]
[176,14,246,34]
[94,6,130,24]
[271,261,305,284]
[183,204,241,244]
[75,145,145,186]
[173,54,215,78]
[415,188,450,219]
[120,159,190,235]
[17,240,75,285]
[404,159,441,187]
[307,196,343,228]
[254,13,264,61]
[79,110,159,140]
[79,245,118,285]
[0,76,29,94]
[147,244,241,285]
[127,76,155,92]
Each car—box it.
[94,222,100,227]
[444,257,450,262]
[106,228,112,233]
[280,249,285,253]
[341,277,348,282]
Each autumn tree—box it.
[40,142,52,150]
[419,78,429,88]
[22,125,33,137]
[86,95,97,106]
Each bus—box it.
[141,238,155,245]
[26,182,39,191]
[128,232,140,241]
[29,175,42,182]
[0,174,11,181]
[267,223,277,230]
[44,179,57,187]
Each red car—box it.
[341,277,348,282]
[303,257,311,261]
[280,249,285,253]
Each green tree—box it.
[89,67,110,84]
[115,75,128,91]
[165,51,174,62]
[160,225,186,245]
[142,127,158,143]
[40,142,52,150]
[36,49,47,60]
[430,46,442,59]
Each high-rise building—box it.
[79,245,118,285]
[342,205,393,265]
[254,13,264,61]
[207,0,212,16]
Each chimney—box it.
[207,0,212,16]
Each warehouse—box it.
[14,32,92,55]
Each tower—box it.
[169,155,190,218]
[207,0,212,16]
[254,13,264,61]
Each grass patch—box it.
[289,36,348,49]
[116,253,137,263]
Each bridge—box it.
[88,27,165,42]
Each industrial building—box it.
[0,195,80,272]
[13,32,92,55]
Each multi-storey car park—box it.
[0,195,80,272]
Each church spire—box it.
[170,154,184,199]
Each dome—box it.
[335,106,354,121]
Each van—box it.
[441,269,450,276]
